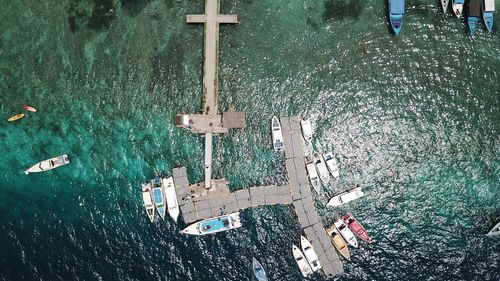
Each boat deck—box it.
[173,117,343,278]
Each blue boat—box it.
[468,0,482,34]
[483,0,495,32]
[181,212,242,235]
[389,0,405,35]
[151,177,166,220]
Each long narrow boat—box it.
[271,116,284,152]
[141,183,155,223]
[327,186,364,207]
[326,226,350,260]
[23,105,37,112]
[25,155,70,174]
[468,0,482,34]
[300,118,313,143]
[252,258,268,281]
[452,0,465,17]
[151,177,166,220]
[343,213,372,242]
[163,177,179,222]
[306,160,321,193]
[483,0,495,32]
[389,0,405,35]
[441,0,450,13]
[301,236,321,272]
[292,244,313,277]
[487,221,500,236]
[314,153,330,184]
[8,114,25,122]
[323,152,340,180]
[334,219,358,248]
[181,212,242,235]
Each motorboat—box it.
[452,0,465,18]
[300,118,313,143]
[441,0,450,13]
[343,213,371,242]
[487,221,500,236]
[323,152,340,180]
[252,258,268,281]
[151,177,166,220]
[326,226,350,260]
[25,155,70,175]
[141,183,155,223]
[306,160,321,194]
[483,0,495,32]
[468,0,481,34]
[314,153,330,184]
[163,177,179,222]
[389,0,405,35]
[334,219,358,248]
[292,244,313,277]
[271,116,284,152]
[327,186,364,207]
[181,212,242,235]
[301,236,321,272]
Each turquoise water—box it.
[0,0,499,280]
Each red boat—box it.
[343,213,371,242]
[23,105,37,112]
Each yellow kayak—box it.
[8,114,25,122]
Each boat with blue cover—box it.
[389,0,405,35]
[483,0,495,32]
[468,0,482,34]
[252,258,268,281]
[452,0,465,17]
[180,212,242,235]
[152,177,166,220]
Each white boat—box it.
[25,154,70,175]
[451,0,464,17]
[334,219,358,248]
[300,118,313,143]
[162,177,179,222]
[301,236,321,272]
[314,153,330,184]
[151,177,166,220]
[306,161,321,193]
[141,183,155,223]
[487,221,500,236]
[271,116,284,152]
[252,258,268,281]
[292,244,313,277]
[323,152,340,180]
[181,212,242,236]
[327,186,364,207]
[441,0,449,13]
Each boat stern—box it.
[452,3,463,17]
[390,14,404,35]
[468,16,479,34]
[483,12,494,32]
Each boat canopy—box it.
[390,0,405,14]
[485,0,495,11]
[153,188,164,204]
[142,192,153,206]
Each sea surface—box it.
[0,0,499,280]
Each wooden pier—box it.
[172,117,344,278]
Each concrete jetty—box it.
[172,116,344,278]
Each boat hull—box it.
[441,0,450,13]
[252,258,268,281]
[327,186,364,207]
[335,220,358,248]
[300,119,313,143]
[292,244,313,277]
[152,187,166,220]
[181,212,242,236]
[483,12,494,32]
[314,154,330,183]
[163,177,180,222]
[344,213,371,242]
[306,162,321,193]
[390,15,404,35]
[326,226,350,260]
[389,0,405,35]
[23,105,37,112]
[301,236,321,272]
[25,155,70,174]
[323,152,340,180]
[487,221,500,236]
[452,1,464,18]
[8,114,25,122]
[271,116,284,152]
[468,16,480,34]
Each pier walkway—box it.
[172,117,343,278]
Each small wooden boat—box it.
[8,114,25,122]
[335,219,358,248]
[452,0,465,18]
[181,212,242,235]
[314,153,330,184]
[483,0,495,32]
[163,177,179,222]
[23,105,37,112]
[292,244,313,277]
[25,155,70,174]
[326,226,350,260]
[441,0,450,13]
[300,118,313,143]
[327,186,364,207]
[141,183,155,223]
[271,116,284,152]
[306,159,321,194]
[468,0,482,34]
[301,236,321,272]
[343,213,372,242]
[151,177,166,220]
[487,221,500,236]
[389,0,405,35]
[252,258,268,281]
[323,152,339,180]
